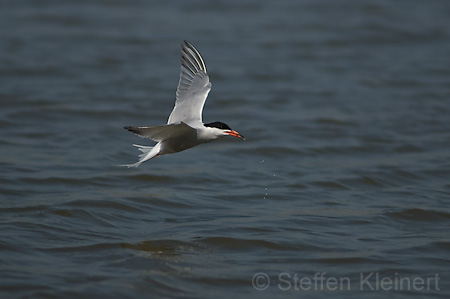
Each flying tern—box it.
[122,41,244,167]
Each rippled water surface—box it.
[1,0,450,298]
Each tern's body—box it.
[122,41,243,167]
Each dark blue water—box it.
[1,0,450,298]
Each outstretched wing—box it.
[124,122,195,142]
[167,41,211,127]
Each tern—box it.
[122,41,244,167]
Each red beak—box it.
[225,130,245,139]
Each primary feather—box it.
[168,41,212,127]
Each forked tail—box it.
[120,143,161,167]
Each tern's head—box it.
[204,122,245,139]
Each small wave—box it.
[339,175,392,189]
[339,168,424,190]
[385,208,450,222]
[311,180,350,190]
[288,183,307,189]
[314,256,386,265]
[314,117,357,126]
[63,199,145,213]
[121,239,199,255]
[22,176,110,187]
[125,174,177,183]
[45,242,121,253]
[394,143,425,153]
[305,144,379,155]
[198,237,306,252]
[241,146,303,157]
[430,241,450,252]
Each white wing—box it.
[167,41,212,127]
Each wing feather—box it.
[168,41,211,126]
[124,122,195,142]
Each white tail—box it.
[120,143,161,167]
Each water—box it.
[1,0,450,297]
